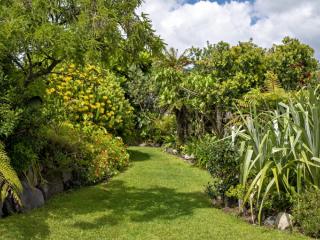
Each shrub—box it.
[206,138,239,196]
[185,134,218,168]
[293,188,320,238]
[138,112,176,145]
[40,122,129,184]
[47,64,134,136]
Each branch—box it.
[24,59,61,86]
[11,57,26,75]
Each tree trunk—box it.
[174,105,188,144]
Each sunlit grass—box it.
[0,147,309,240]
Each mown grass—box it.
[0,147,309,240]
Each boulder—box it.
[45,171,64,199]
[0,201,3,218]
[62,171,72,183]
[62,171,73,190]
[275,212,293,230]
[20,181,45,212]
[38,183,50,200]
[264,216,276,226]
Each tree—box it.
[154,48,191,143]
[0,0,163,87]
[187,41,266,137]
[267,37,318,90]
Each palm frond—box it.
[0,142,22,205]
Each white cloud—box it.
[138,0,320,58]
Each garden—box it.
[0,1,319,239]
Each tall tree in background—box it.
[154,48,191,144]
[267,37,318,90]
[0,0,163,87]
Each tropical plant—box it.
[0,142,22,205]
[237,86,320,223]
[154,48,191,143]
[238,71,292,112]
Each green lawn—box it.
[0,147,309,240]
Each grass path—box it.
[0,147,309,240]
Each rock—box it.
[183,154,195,160]
[44,171,64,199]
[20,181,45,212]
[172,149,178,155]
[0,201,3,218]
[165,148,173,154]
[139,143,147,147]
[275,212,293,230]
[211,196,224,207]
[264,216,276,226]
[38,183,50,200]
[62,171,72,183]
[62,171,73,190]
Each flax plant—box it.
[237,87,320,224]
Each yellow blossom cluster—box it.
[47,64,134,133]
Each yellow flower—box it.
[46,88,56,94]
[65,76,72,82]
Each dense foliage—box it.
[293,188,320,238]
[0,0,163,210]
[0,1,319,237]
[47,64,134,136]
[41,122,129,184]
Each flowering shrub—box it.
[41,122,129,184]
[47,64,134,135]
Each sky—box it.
[138,0,320,58]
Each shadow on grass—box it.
[72,180,210,229]
[0,149,210,239]
[128,149,151,162]
[0,180,210,239]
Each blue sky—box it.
[139,0,320,58]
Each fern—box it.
[264,71,282,93]
[0,142,22,205]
